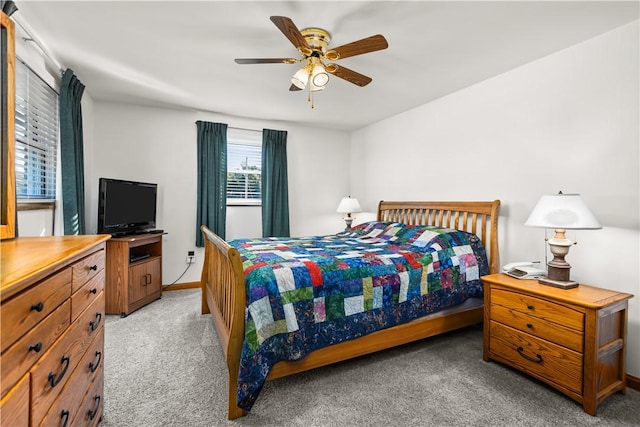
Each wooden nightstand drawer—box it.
[491,304,583,352]
[492,288,584,331]
[490,321,583,394]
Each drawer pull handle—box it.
[60,410,70,427]
[90,312,103,331]
[526,323,533,329]
[517,346,543,364]
[526,304,534,310]
[89,264,98,271]
[30,302,44,312]
[48,355,70,388]
[89,351,102,373]
[89,288,98,294]
[88,395,101,420]
[29,342,43,353]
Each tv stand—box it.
[105,233,163,316]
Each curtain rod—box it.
[12,14,65,76]
[228,126,261,133]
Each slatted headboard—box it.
[377,200,501,274]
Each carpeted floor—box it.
[101,290,640,426]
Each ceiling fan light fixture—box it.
[291,66,310,90]
[311,63,329,87]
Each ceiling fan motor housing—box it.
[300,28,331,55]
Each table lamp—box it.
[336,196,362,231]
[525,191,601,289]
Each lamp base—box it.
[540,246,579,289]
[343,216,354,231]
[537,277,579,289]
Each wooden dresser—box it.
[482,273,633,416]
[1,235,110,426]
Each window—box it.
[14,58,59,200]
[227,128,261,205]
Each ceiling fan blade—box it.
[235,58,298,64]
[325,34,388,61]
[326,64,372,87]
[270,16,312,55]
[289,84,302,92]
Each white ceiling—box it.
[13,1,639,131]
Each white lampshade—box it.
[311,63,329,87]
[336,197,362,214]
[291,66,310,90]
[525,192,601,230]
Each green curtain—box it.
[60,68,86,235]
[261,129,290,237]
[195,121,227,246]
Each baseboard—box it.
[628,374,640,391]
[163,281,200,291]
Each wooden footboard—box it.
[199,226,247,419]
[201,200,500,419]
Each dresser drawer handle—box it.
[48,355,71,388]
[526,323,533,329]
[88,395,101,420]
[29,342,43,353]
[89,288,98,294]
[89,312,103,331]
[89,264,98,271]
[89,351,102,373]
[517,346,543,364]
[526,304,534,310]
[30,302,44,312]
[60,410,70,427]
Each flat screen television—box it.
[97,177,157,236]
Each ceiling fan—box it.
[235,16,388,106]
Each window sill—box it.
[17,200,56,211]
[227,202,262,207]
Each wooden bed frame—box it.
[200,200,501,419]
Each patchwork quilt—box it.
[232,221,488,410]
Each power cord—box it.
[164,262,192,288]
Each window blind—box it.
[14,58,59,200]
[227,128,262,204]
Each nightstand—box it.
[482,273,633,416]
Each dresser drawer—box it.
[1,268,72,353]
[71,270,105,322]
[1,300,71,397]
[38,331,104,427]
[0,374,30,427]
[491,289,584,331]
[30,295,105,425]
[491,304,583,353]
[72,250,105,293]
[490,321,583,394]
[71,371,104,427]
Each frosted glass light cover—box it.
[525,193,601,229]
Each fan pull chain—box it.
[308,83,315,108]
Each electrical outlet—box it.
[186,250,195,264]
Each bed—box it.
[200,200,500,419]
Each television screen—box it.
[98,178,157,235]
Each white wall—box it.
[90,103,350,286]
[351,22,639,376]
